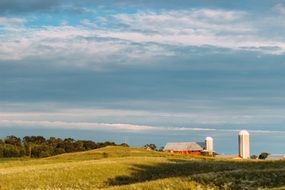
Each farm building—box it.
[265,154,285,161]
[163,142,204,155]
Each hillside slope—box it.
[0,146,285,190]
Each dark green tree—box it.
[31,145,52,158]
[3,144,25,157]
[251,155,258,159]
[258,152,270,159]
[120,143,129,147]
[5,136,22,146]
[144,144,157,151]
[23,136,46,145]
[82,140,97,150]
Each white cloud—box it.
[0,17,25,27]
[2,103,285,126]
[101,10,285,54]
[1,102,285,134]
[0,25,173,69]
[1,8,285,69]
[273,3,285,14]
[113,9,250,33]
[1,119,284,135]
[190,9,246,21]
[0,120,156,132]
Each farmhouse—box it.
[163,142,204,155]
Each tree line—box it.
[0,135,128,158]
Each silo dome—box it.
[239,130,249,136]
[205,137,213,141]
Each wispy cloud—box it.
[1,119,285,135]
[3,102,285,127]
[99,10,285,54]
[273,3,285,14]
[0,17,25,27]
[112,9,250,33]
[0,120,156,132]
[0,25,172,69]
[0,0,60,13]
[1,8,285,71]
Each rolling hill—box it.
[0,146,285,190]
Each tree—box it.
[24,142,33,157]
[120,143,129,147]
[0,135,119,158]
[3,144,25,157]
[258,152,270,160]
[5,136,22,146]
[31,145,52,158]
[73,141,84,151]
[251,155,258,159]
[0,144,4,158]
[47,137,63,148]
[62,138,75,152]
[53,148,65,155]
[23,136,47,157]
[97,141,116,148]
[144,144,157,151]
[82,140,97,150]
[23,136,46,145]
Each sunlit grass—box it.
[0,146,284,190]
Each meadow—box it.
[0,146,285,190]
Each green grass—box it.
[0,146,285,190]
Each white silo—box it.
[205,137,214,155]
[238,130,250,159]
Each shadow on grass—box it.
[107,159,285,189]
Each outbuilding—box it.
[265,154,285,161]
[163,142,204,155]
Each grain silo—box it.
[205,137,214,155]
[238,130,250,159]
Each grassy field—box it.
[0,146,285,190]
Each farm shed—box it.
[163,142,204,155]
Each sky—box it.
[1,0,285,154]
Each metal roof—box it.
[265,154,285,161]
[163,142,203,151]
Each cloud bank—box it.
[1,8,285,72]
[0,0,60,13]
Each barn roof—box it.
[163,142,203,151]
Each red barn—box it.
[163,142,204,155]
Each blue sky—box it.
[1,0,285,154]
